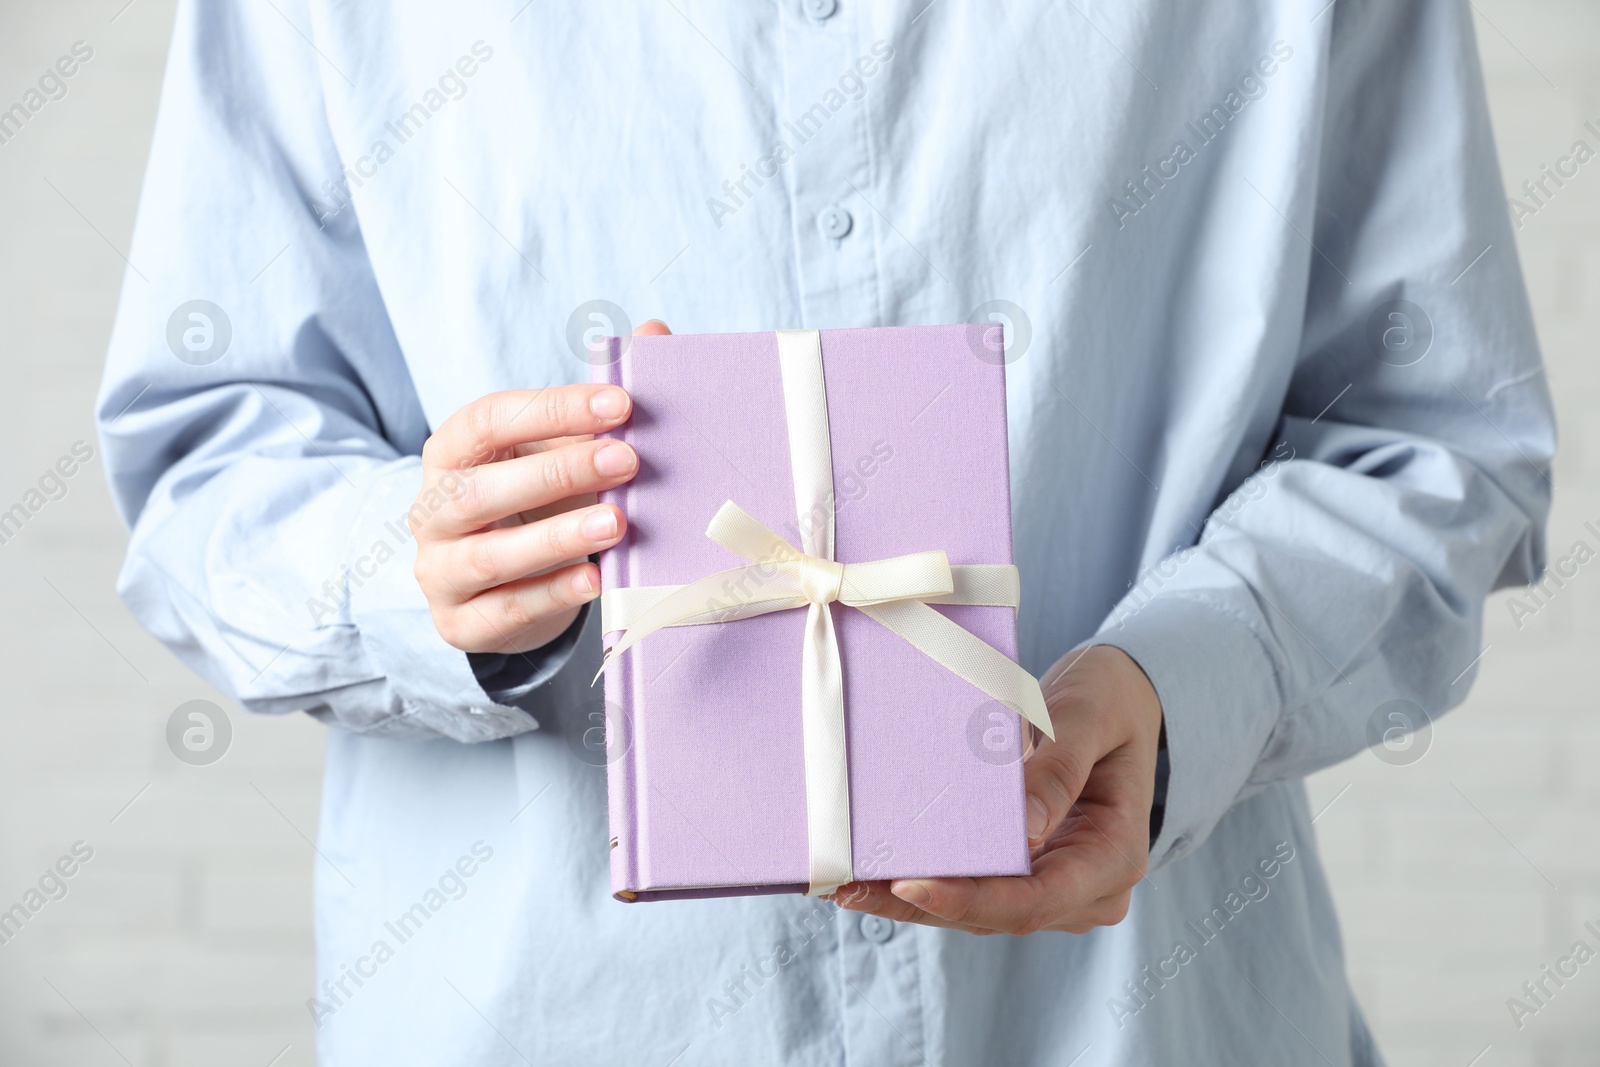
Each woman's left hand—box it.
[829,644,1164,935]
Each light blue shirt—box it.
[99,1,1554,1063]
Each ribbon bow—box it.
[597,329,1051,895]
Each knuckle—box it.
[430,608,465,649]
[1012,904,1048,936]
[1097,893,1133,927]
[1033,750,1087,805]
[464,397,500,462]
[462,540,501,587]
[541,516,576,562]
[1021,883,1078,936]
[412,550,437,591]
[541,450,580,498]
[443,472,486,524]
[407,500,430,538]
[836,884,872,910]
[497,586,542,632]
[536,387,568,434]
[943,894,981,928]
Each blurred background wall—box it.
[0,1,1594,1064]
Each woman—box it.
[100,1,1552,1063]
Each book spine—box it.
[595,339,641,898]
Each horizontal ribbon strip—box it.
[599,559,1023,631]
[599,501,1053,745]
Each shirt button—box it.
[802,0,838,19]
[859,914,895,944]
[817,205,853,240]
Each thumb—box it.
[1025,645,1163,847]
[1023,649,1124,847]
[633,320,671,336]
[1023,725,1100,848]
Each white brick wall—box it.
[1305,5,1600,1064]
[0,0,1593,1063]
[0,7,321,1061]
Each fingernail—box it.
[590,388,629,421]
[891,880,932,908]
[582,508,618,540]
[1026,795,1048,842]
[571,568,597,596]
[594,442,636,477]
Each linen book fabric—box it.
[595,325,1032,899]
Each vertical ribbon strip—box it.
[775,328,854,894]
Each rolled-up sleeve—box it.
[1095,0,1556,868]
[96,0,580,742]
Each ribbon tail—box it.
[857,600,1055,741]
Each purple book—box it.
[594,325,1032,901]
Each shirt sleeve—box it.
[96,0,582,743]
[1095,0,1556,868]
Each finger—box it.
[425,438,638,536]
[889,768,1150,934]
[494,323,663,464]
[885,866,1090,937]
[423,385,633,472]
[999,866,1134,929]
[1035,754,1154,883]
[426,504,625,600]
[827,882,997,935]
[431,562,599,652]
[1045,888,1135,936]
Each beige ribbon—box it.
[597,329,1051,895]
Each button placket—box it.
[776,0,878,328]
[773,3,913,1060]
[840,903,924,1067]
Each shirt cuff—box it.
[1148,719,1169,848]
[468,601,591,706]
[343,458,552,743]
[1090,595,1282,870]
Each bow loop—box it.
[705,501,804,565]
[838,550,953,607]
[707,501,957,610]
